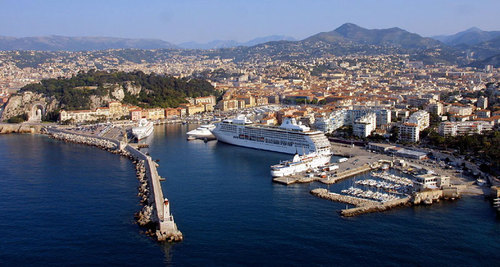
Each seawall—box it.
[45,128,182,242]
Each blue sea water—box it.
[1,125,499,266]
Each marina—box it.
[271,141,483,216]
[1,124,499,265]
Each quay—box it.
[273,161,378,185]
[45,126,182,242]
[310,188,379,207]
[310,186,460,217]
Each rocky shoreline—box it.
[0,123,44,134]
[46,130,182,242]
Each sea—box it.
[0,124,499,266]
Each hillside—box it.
[178,35,295,49]
[19,70,217,110]
[432,27,500,46]
[0,35,178,51]
[304,23,442,49]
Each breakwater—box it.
[311,188,411,217]
[46,128,182,242]
[311,187,461,217]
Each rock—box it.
[0,123,43,134]
[110,85,125,101]
[124,82,142,96]
[1,92,59,122]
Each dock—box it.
[310,188,378,207]
[310,188,411,217]
[273,162,378,185]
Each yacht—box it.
[186,124,216,139]
[132,118,154,140]
[270,152,332,177]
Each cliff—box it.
[1,91,59,122]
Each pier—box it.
[273,161,378,185]
[46,126,182,242]
[311,188,411,216]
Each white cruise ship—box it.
[132,118,154,140]
[211,115,331,155]
[186,124,216,139]
[270,152,332,177]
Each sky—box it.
[0,0,499,44]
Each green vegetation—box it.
[42,110,60,122]
[7,113,28,123]
[20,70,217,110]
[427,131,500,172]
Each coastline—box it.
[0,123,46,134]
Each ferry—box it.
[211,115,331,155]
[186,124,216,139]
[132,118,154,140]
[270,152,332,177]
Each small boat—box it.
[476,179,487,186]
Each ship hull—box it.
[213,130,302,154]
[211,119,331,155]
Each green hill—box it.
[20,70,217,110]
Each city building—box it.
[353,113,376,138]
[399,122,420,143]
[407,110,430,131]
[438,121,494,136]
[477,96,488,109]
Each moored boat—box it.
[132,118,154,140]
[186,124,216,140]
[270,152,332,177]
[211,115,331,155]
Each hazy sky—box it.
[0,0,499,43]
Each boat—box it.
[476,179,487,186]
[132,118,154,140]
[186,124,216,139]
[493,198,500,208]
[270,152,332,177]
[211,115,331,155]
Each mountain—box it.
[469,53,500,68]
[178,40,240,50]
[0,35,178,51]
[242,35,296,46]
[432,27,500,46]
[465,36,500,66]
[303,23,442,49]
[178,35,295,49]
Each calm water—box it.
[1,125,499,266]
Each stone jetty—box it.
[340,197,411,217]
[311,188,411,217]
[311,188,378,207]
[46,128,182,242]
[311,186,461,217]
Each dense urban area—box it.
[1,23,499,218]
